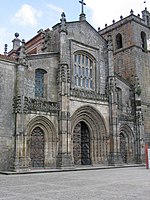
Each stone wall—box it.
[0,60,15,170]
[27,53,59,101]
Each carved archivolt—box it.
[71,105,108,164]
[71,105,107,136]
[119,124,135,163]
[119,124,135,140]
[26,116,57,158]
[26,116,57,139]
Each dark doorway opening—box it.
[30,127,45,167]
[120,133,127,163]
[73,121,91,165]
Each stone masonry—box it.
[0,5,149,171]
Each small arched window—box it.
[73,52,95,89]
[141,31,147,52]
[116,87,122,110]
[35,69,47,97]
[116,33,123,49]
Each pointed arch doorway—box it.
[73,121,91,165]
[119,125,135,164]
[30,127,45,167]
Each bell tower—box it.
[99,8,148,161]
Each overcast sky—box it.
[0,0,149,54]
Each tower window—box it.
[116,33,123,49]
[35,69,47,97]
[141,31,147,52]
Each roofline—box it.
[27,51,59,60]
[0,54,16,63]
[99,13,148,35]
[115,72,133,87]
[53,20,106,42]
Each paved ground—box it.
[0,167,150,200]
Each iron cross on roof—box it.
[79,0,86,14]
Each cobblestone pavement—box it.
[0,167,150,200]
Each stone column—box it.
[134,76,145,163]
[13,40,29,170]
[56,13,73,168]
[107,35,122,165]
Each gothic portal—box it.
[119,125,135,164]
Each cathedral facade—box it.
[0,5,150,171]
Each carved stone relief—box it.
[13,96,58,114]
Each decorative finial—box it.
[130,9,134,15]
[98,27,100,31]
[105,24,107,28]
[61,12,66,20]
[120,15,123,20]
[137,14,140,17]
[144,1,147,9]
[60,12,67,32]
[12,32,21,50]
[17,39,27,66]
[22,39,25,45]
[15,32,19,38]
[112,20,115,23]
[4,44,8,55]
